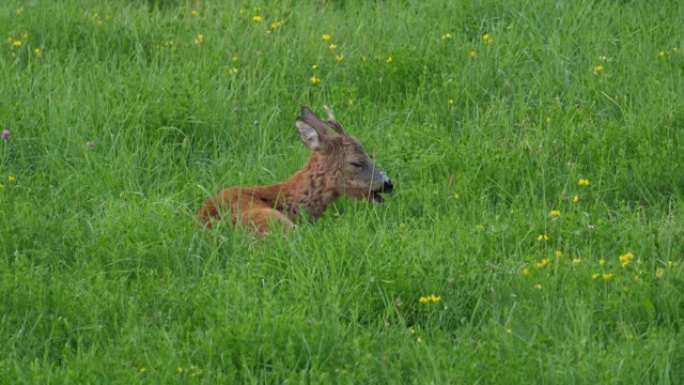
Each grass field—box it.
[1,0,683,383]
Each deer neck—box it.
[277,152,339,221]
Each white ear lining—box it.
[296,120,322,151]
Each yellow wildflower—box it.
[534,258,550,269]
[598,55,607,61]
[386,56,393,63]
[190,9,200,17]
[599,258,606,266]
[335,54,344,62]
[592,273,601,280]
[619,252,635,268]
[21,33,29,40]
[194,34,204,45]
[360,55,367,62]
[573,195,579,204]
[441,33,452,41]
[537,234,549,241]
[13,40,22,47]
[270,20,285,30]
[321,34,332,42]
[634,273,642,281]
[419,294,441,304]
[506,328,512,334]
[310,76,321,85]
[655,268,665,278]
[534,284,542,290]
[448,99,455,105]
[228,67,239,75]
[593,65,605,74]
[16,7,25,15]
[347,99,355,106]
[0,183,4,189]
[522,268,530,277]
[468,50,477,58]
[252,15,263,22]
[572,258,582,265]
[8,176,16,183]
[311,64,319,71]
[550,210,561,218]
[482,33,492,43]
[602,273,614,281]
[578,178,590,186]
[667,261,675,268]
[659,50,667,58]
[555,250,563,258]
[328,43,338,50]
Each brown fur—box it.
[198,106,393,236]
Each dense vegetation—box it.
[1,0,683,383]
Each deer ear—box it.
[296,119,327,151]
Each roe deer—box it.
[198,106,393,236]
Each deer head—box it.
[295,106,393,203]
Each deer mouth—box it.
[369,190,386,204]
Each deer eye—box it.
[350,162,363,169]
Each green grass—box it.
[1,0,683,383]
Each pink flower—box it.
[1,129,10,139]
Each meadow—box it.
[1,0,683,383]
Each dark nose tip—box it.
[383,180,394,193]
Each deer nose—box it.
[383,179,394,193]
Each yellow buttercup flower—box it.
[335,54,344,62]
[522,268,530,277]
[310,76,321,85]
[619,252,635,268]
[448,99,455,105]
[572,195,579,204]
[537,234,549,241]
[578,178,590,186]
[593,65,605,74]
[468,50,477,58]
[419,294,442,304]
[659,50,667,58]
[321,34,332,42]
[482,33,492,43]
[602,273,614,281]
[7,176,16,183]
[190,9,200,17]
[550,210,561,218]
[385,56,393,63]
[328,43,338,50]
[194,34,204,45]
[555,250,563,258]
[311,64,319,71]
[592,273,601,280]
[656,268,665,278]
[441,33,452,41]
[534,258,550,269]
[572,258,582,265]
